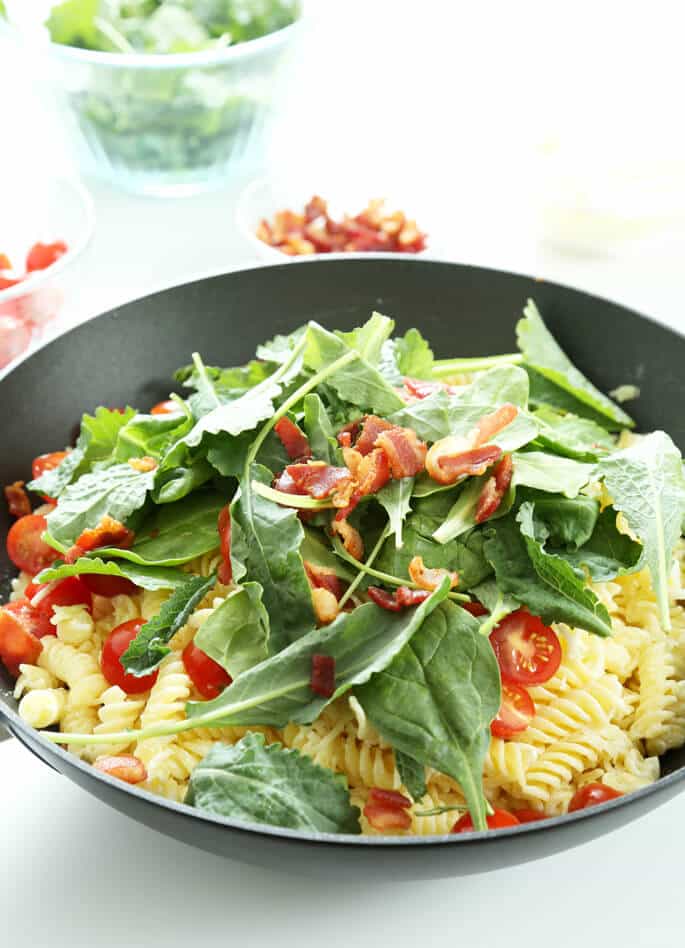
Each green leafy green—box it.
[337,312,395,364]
[376,525,492,592]
[152,458,215,504]
[379,328,434,385]
[45,462,156,549]
[231,464,315,654]
[36,556,186,591]
[533,406,615,461]
[395,750,427,801]
[176,357,278,419]
[194,582,270,678]
[599,431,685,628]
[300,528,357,584]
[303,394,339,465]
[186,733,360,834]
[115,408,193,463]
[432,474,513,545]
[356,601,500,831]
[121,573,217,675]
[256,326,307,365]
[46,0,102,49]
[512,451,595,498]
[558,506,643,582]
[517,299,633,430]
[205,429,288,480]
[523,494,599,549]
[376,477,414,548]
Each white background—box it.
[1,2,685,945]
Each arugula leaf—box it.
[194,582,270,678]
[175,357,277,419]
[599,431,685,627]
[356,601,500,831]
[523,494,599,549]
[303,394,339,464]
[432,474,513,545]
[45,463,156,548]
[205,429,288,479]
[376,525,493,592]
[337,312,395,364]
[256,326,307,364]
[376,477,414,548]
[36,556,186,591]
[231,464,315,654]
[304,320,405,415]
[512,451,595,498]
[152,458,215,504]
[483,505,612,636]
[182,373,285,448]
[533,406,614,461]
[388,388,452,442]
[183,580,450,730]
[379,329,434,385]
[97,491,224,566]
[395,750,427,801]
[114,409,194,463]
[517,299,634,430]
[300,528,357,584]
[186,733,361,834]
[558,506,643,582]
[121,573,217,675]
[28,406,136,499]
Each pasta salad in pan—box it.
[2,301,685,836]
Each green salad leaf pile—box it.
[37,299,685,833]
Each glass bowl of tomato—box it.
[0,174,95,373]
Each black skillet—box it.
[1,257,683,879]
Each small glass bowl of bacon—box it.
[237,176,430,261]
[0,175,95,372]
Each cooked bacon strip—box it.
[374,426,427,478]
[64,515,135,564]
[94,754,147,784]
[472,403,518,448]
[356,415,393,455]
[368,787,412,809]
[4,481,31,518]
[310,653,336,697]
[278,462,354,502]
[331,518,364,560]
[403,378,459,400]
[304,561,344,601]
[408,555,459,591]
[368,586,431,610]
[394,587,431,607]
[337,419,362,448]
[462,600,489,617]
[364,803,412,831]
[425,442,502,485]
[311,587,339,626]
[128,456,158,473]
[475,454,514,524]
[274,417,312,460]
[334,448,391,520]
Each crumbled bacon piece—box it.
[462,600,489,617]
[472,403,518,448]
[128,456,157,473]
[4,481,31,518]
[403,378,460,400]
[364,803,412,831]
[331,518,364,560]
[336,419,361,448]
[311,587,339,626]
[310,653,336,697]
[475,454,514,524]
[217,506,232,586]
[374,426,427,478]
[368,787,412,809]
[274,417,312,460]
[425,442,502,485]
[275,462,354,507]
[304,561,344,601]
[355,415,393,456]
[408,556,459,591]
[367,586,431,610]
[394,587,431,607]
[64,515,135,564]
[94,754,147,784]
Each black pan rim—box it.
[1,254,684,849]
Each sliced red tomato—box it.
[367,787,411,810]
[513,808,548,823]
[182,641,232,700]
[489,610,562,686]
[568,783,623,812]
[27,576,93,637]
[364,804,412,831]
[150,400,179,415]
[452,809,520,833]
[25,240,68,272]
[80,574,138,598]
[217,506,232,585]
[6,513,59,575]
[101,619,158,694]
[0,276,22,291]
[32,451,68,482]
[490,682,535,738]
[0,600,42,675]
[0,253,12,271]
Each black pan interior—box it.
[1,256,683,833]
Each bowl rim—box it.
[0,176,96,305]
[2,16,302,70]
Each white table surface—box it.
[2,3,685,944]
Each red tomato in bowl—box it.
[0,600,43,675]
[6,514,59,575]
[490,682,535,738]
[101,620,158,694]
[568,783,623,812]
[489,610,562,686]
[452,809,520,833]
[182,641,232,700]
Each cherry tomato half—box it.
[490,682,535,739]
[513,808,548,823]
[150,400,180,415]
[568,783,623,812]
[0,253,12,271]
[101,620,158,694]
[489,609,562,686]
[0,601,42,676]
[182,641,232,700]
[32,451,68,483]
[452,809,520,833]
[26,576,93,637]
[6,513,59,575]
[80,574,138,598]
[25,240,68,272]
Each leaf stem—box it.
[431,353,523,379]
[251,481,334,510]
[338,526,390,608]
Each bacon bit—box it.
[277,462,355,507]
[356,448,391,495]
[337,431,352,448]
[356,415,393,455]
[64,515,135,564]
[472,403,518,448]
[475,454,514,524]
[408,555,459,591]
[274,417,312,460]
[217,506,232,585]
[311,587,339,626]
[93,754,148,784]
[462,601,489,617]
[375,426,427,478]
[304,561,344,601]
[127,456,158,473]
[4,481,31,518]
[425,442,502,485]
[331,518,364,561]
[341,446,363,478]
[403,378,460,399]
[364,804,412,831]
[337,419,361,448]
[368,586,431,610]
[395,587,431,607]
[310,653,336,697]
[368,787,412,810]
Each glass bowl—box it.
[0,175,95,372]
[41,20,303,197]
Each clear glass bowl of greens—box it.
[35,1,302,196]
